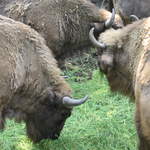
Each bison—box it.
[89,17,150,149]
[0,15,88,143]
[0,0,117,64]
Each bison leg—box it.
[135,85,150,150]
[135,107,150,150]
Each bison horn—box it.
[105,8,115,28]
[62,95,88,107]
[89,27,106,48]
[130,15,139,21]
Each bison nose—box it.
[99,55,113,74]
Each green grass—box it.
[0,70,137,150]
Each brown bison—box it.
[0,15,88,142]
[89,17,150,149]
[0,0,116,63]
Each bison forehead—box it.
[99,28,123,48]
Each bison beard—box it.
[0,15,88,142]
[89,17,150,149]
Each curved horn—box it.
[89,27,106,48]
[130,15,139,21]
[62,95,88,107]
[105,8,115,28]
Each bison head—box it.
[89,27,134,97]
[25,92,88,142]
[90,8,124,39]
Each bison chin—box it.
[25,98,72,142]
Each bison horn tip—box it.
[105,8,115,28]
[62,95,88,107]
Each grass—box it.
[0,70,137,150]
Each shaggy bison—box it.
[89,17,150,149]
[0,15,88,142]
[0,0,116,63]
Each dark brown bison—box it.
[0,0,115,63]
[89,17,150,149]
[0,15,88,143]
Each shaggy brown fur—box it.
[0,0,106,63]
[97,17,150,149]
[0,15,73,142]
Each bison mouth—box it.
[25,119,64,142]
[37,132,60,141]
